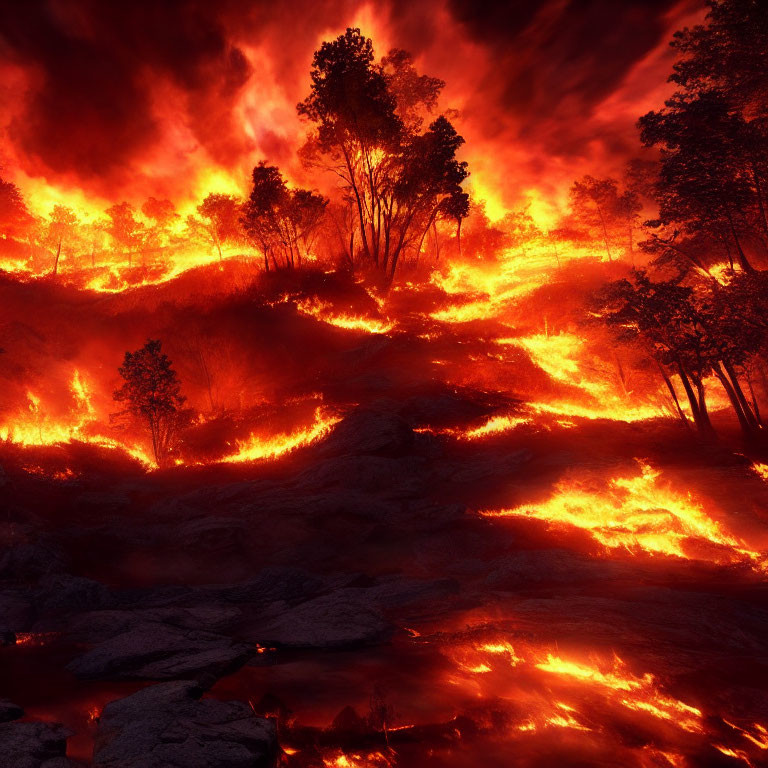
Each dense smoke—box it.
[0,0,701,212]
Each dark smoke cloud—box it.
[1,0,254,188]
[0,0,704,206]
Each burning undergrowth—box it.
[3,5,768,767]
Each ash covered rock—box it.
[0,589,33,635]
[66,622,253,683]
[0,698,24,722]
[256,589,391,649]
[34,573,113,616]
[65,604,242,643]
[296,454,428,496]
[0,720,73,768]
[0,534,67,580]
[93,681,277,768]
[317,406,414,457]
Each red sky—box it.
[0,0,704,223]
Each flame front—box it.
[481,460,765,568]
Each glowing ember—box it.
[322,752,393,768]
[480,460,765,568]
[13,632,59,647]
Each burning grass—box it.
[480,459,767,569]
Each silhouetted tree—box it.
[114,339,186,466]
[298,28,469,283]
[569,177,620,261]
[440,189,470,257]
[639,0,768,272]
[241,162,327,270]
[381,48,444,131]
[595,272,715,434]
[595,269,768,439]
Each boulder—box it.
[0,589,33,634]
[0,698,24,722]
[0,720,73,768]
[257,589,390,649]
[318,407,413,457]
[35,573,113,615]
[93,681,278,768]
[66,622,253,683]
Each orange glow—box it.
[220,407,340,463]
[322,752,393,768]
[0,371,154,466]
[13,632,59,647]
[481,460,765,568]
[296,298,393,334]
[442,632,704,741]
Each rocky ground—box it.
[2,393,768,767]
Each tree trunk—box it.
[722,361,761,430]
[751,163,768,243]
[52,237,62,276]
[456,217,462,258]
[747,375,764,428]
[714,365,758,437]
[658,362,690,428]
[676,364,713,434]
[595,203,613,262]
[723,207,754,272]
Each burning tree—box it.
[297,28,469,283]
[114,339,186,466]
[568,176,641,262]
[41,205,79,275]
[241,162,328,270]
[0,177,34,240]
[194,193,243,260]
[141,197,178,251]
[105,202,145,267]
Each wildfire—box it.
[536,654,703,732]
[480,460,765,568]
[429,241,597,325]
[499,333,668,423]
[0,370,154,466]
[296,298,393,334]
[443,633,705,744]
[416,412,530,440]
[322,752,393,768]
[220,407,340,463]
[724,721,768,750]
